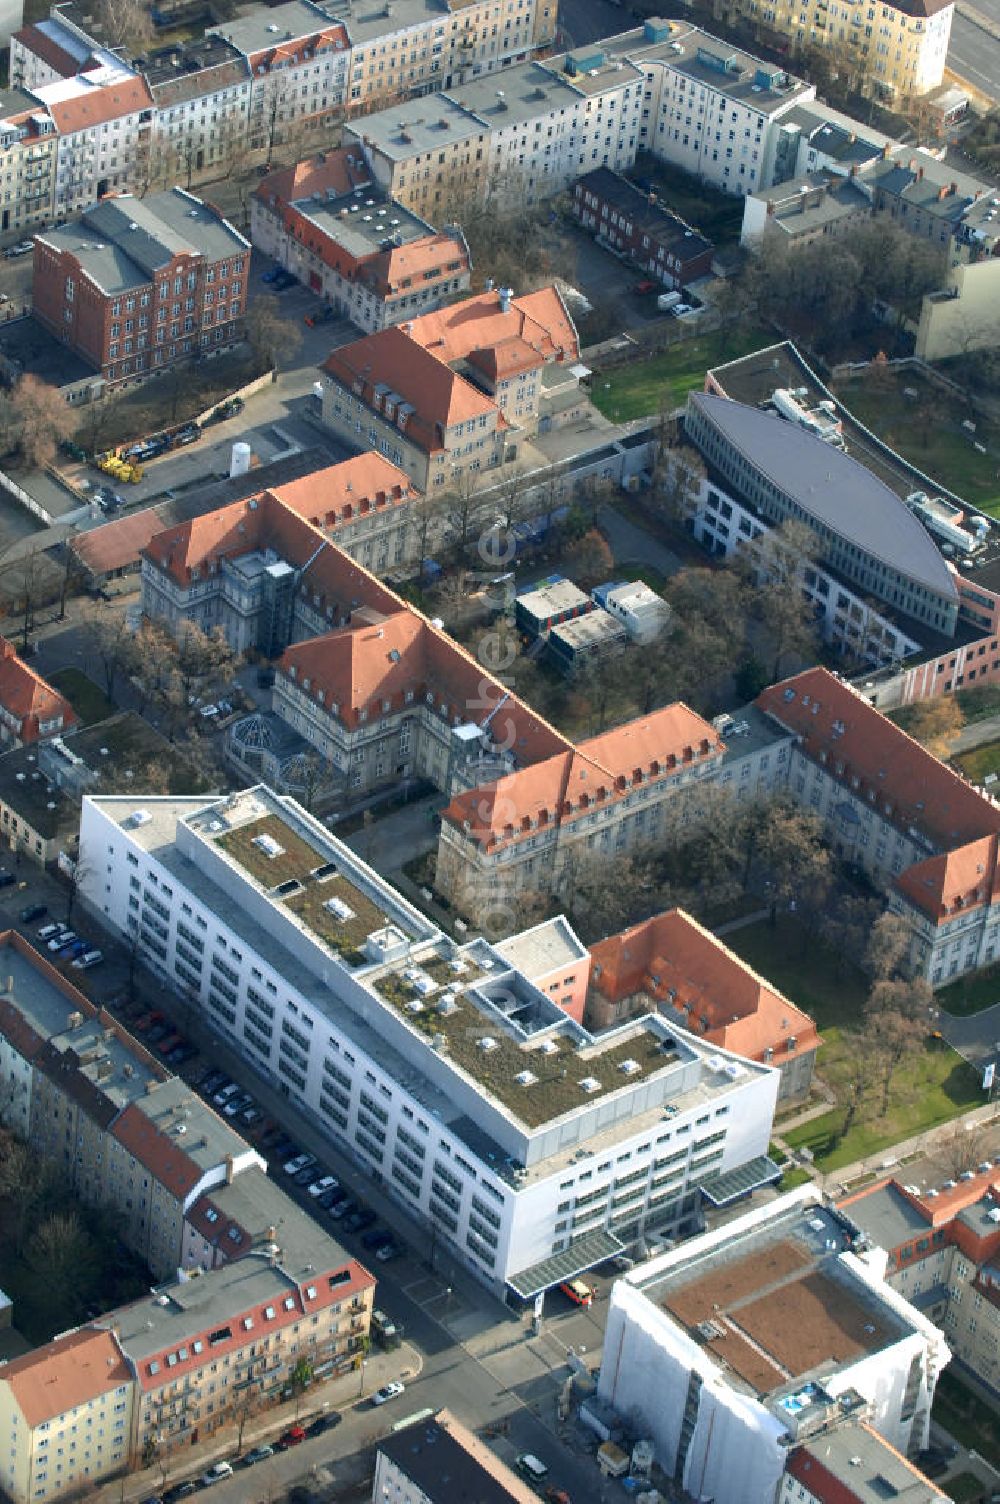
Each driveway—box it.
[597,502,685,580]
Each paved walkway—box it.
[951,711,1000,755]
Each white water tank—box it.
[230,441,252,478]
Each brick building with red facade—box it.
[33,188,250,387]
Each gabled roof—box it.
[757,668,1000,852]
[44,73,153,134]
[895,835,1000,924]
[11,23,83,79]
[589,908,818,1065]
[406,285,579,367]
[253,145,370,208]
[110,1100,205,1202]
[323,325,496,448]
[443,702,722,848]
[0,1327,130,1427]
[0,637,77,742]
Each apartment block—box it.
[78,785,780,1296]
[0,1329,133,1504]
[0,636,76,749]
[145,35,251,187]
[207,0,350,151]
[840,1164,1000,1394]
[730,0,953,97]
[344,19,814,209]
[0,88,57,236]
[320,283,580,489]
[343,0,552,117]
[598,1187,951,1503]
[779,1423,948,1503]
[250,148,471,332]
[33,189,249,387]
[112,1239,373,1459]
[572,167,715,289]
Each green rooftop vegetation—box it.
[216,814,392,966]
[375,965,678,1127]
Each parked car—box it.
[38,922,64,941]
[72,949,104,970]
[239,1104,263,1127]
[305,1413,341,1437]
[0,869,16,888]
[559,1278,595,1309]
[157,1032,183,1057]
[240,1445,274,1467]
[371,1381,405,1407]
[48,930,78,952]
[304,305,336,327]
[275,1425,306,1449]
[4,240,33,258]
[224,1092,252,1118]
[213,1081,240,1106]
[346,1207,376,1234]
[545,1488,572,1504]
[294,1164,318,1186]
[375,1239,403,1263]
[162,1483,198,1502]
[631,279,657,294]
[316,1187,341,1210]
[147,1022,169,1044]
[329,1198,356,1221]
[20,903,46,923]
[307,1174,338,1198]
[199,1461,234,1487]
[62,940,88,961]
[173,424,200,446]
[199,703,220,719]
[201,1069,227,1094]
[283,1153,316,1177]
[361,1225,387,1249]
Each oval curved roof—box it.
[689,392,958,602]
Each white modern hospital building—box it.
[78,786,780,1300]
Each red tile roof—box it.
[406,286,578,367]
[443,703,722,848]
[758,667,1000,924]
[46,74,153,134]
[110,1101,206,1202]
[12,24,82,79]
[0,636,77,742]
[323,326,497,449]
[253,146,369,207]
[1,1328,130,1427]
[589,908,819,1066]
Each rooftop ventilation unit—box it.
[324,895,356,921]
[478,1036,499,1053]
[252,833,284,858]
[579,1076,601,1094]
[618,1058,641,1075]
[129,809,152,828]
[406,999,424,1014]
[539,1039,559,1055]
[515,1070,537,1086]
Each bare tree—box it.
[865,976,932,1115]
[94,0,154,54]
[938,1121,993,1179]
[10,377,77,471]
[739,519,820,681]
[80,603,136,700]
[244,293,302,372]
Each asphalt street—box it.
[947,10,1000,105]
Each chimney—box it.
[266,1224,276,1241]
[917,166,923,180]
[950,181,958,196]
[225,1153,235,1185]
[499,286,513,313]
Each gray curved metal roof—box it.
[690,392,959,601]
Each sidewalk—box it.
[100,1340,422,1504]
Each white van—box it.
[72,950,103,970]
[517,1454,549,1481]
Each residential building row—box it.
[319,282,584,490]
[373,1409,541,1503]
[597,1186,951,1504]
[32,188,250,387]
[78,782,784,1298]
[0,928,374,1502]
[571,166,716,291]
[250,146,472,333]
[4,0,552,226]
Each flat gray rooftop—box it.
[688,391,959,601]
[291,186,432,257]
[211,0,345,55]
[838,1182,930,1252]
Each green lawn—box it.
[782,1029,981,1171]
[934,1371,1000,1470]
[937,962,1000,1018]
[832,374,1000,515]
[49,668,115,726]
[724,916,869,1032]
[726,918,981,1171]
[590,326,774,423]
[953,739,1000,787]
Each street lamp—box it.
[358,1359,369,1398]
